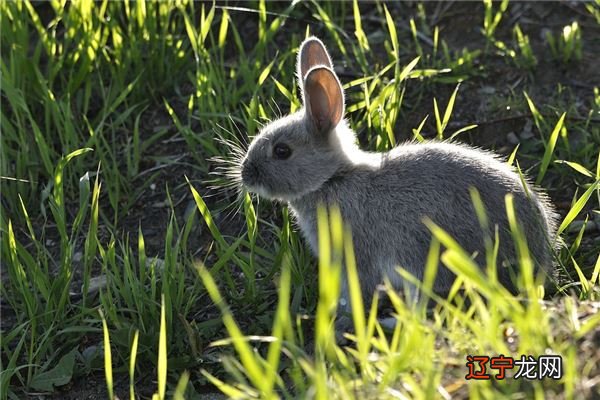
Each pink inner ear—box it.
[312,84,332,131]
[304,67,344,134]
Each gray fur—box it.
[240,36,559,312]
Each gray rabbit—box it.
[239,36,558,320]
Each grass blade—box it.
[157,295,167,400]
[129,330,139,400]
[99,309,114,400]
[536,112,565,185]
[557,180,600,236]
[197,265,268,395]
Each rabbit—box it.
[239,36,559,326]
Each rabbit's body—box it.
[240,36,558,316]
[288,124,557,298]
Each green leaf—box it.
[591,253,600,286]
[197,265,267,394]
[398,56,420,82]
[557,180,600,235]
[157,295,167,400]
[507,144,520,166]
[218,9,229,48]
[258,58,276,85]
[536,112,565,185]
[571,257,590,294]
[53,148,93,212]
[523,91,546,133]
[129,330,139,400]
[442,84,461,136]
[272,77,295,104]
[596,149,600,179]
[412,115,428,142]
[383,4,398,60]
[1,329,27,398]
[99,309,114,400]
[576,311,600,339]
[200,369,249,398]
[29,348,77,392]
[182,9,199,55]
[173,371,190,400]
[199,3,216,45]
[449,124,477,140]
[556,160,594,178]
[433,98,442,138]
[353,0,370,51]
[187,177,227,249]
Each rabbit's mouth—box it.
[241,172,263,197]
[242,182,266,196]
[243,181,300,203]
[240,159,276,199]
[240,169,272,198]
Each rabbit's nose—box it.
[241,159,259,183]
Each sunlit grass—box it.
[1,0,599,398]
[196,205,597,398]
[546,21,583,65]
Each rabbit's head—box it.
[241,37,354,202]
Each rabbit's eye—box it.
[273,143,292,160]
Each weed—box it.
[546,21,583,65]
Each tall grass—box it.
[195,204,597,398]
[1,1,599,398]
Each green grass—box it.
[1,1,599,399]
[546,21,583,65]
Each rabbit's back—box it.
[291,141,557,295]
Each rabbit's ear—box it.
[297,37,333,82]
[303,66,344,135]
